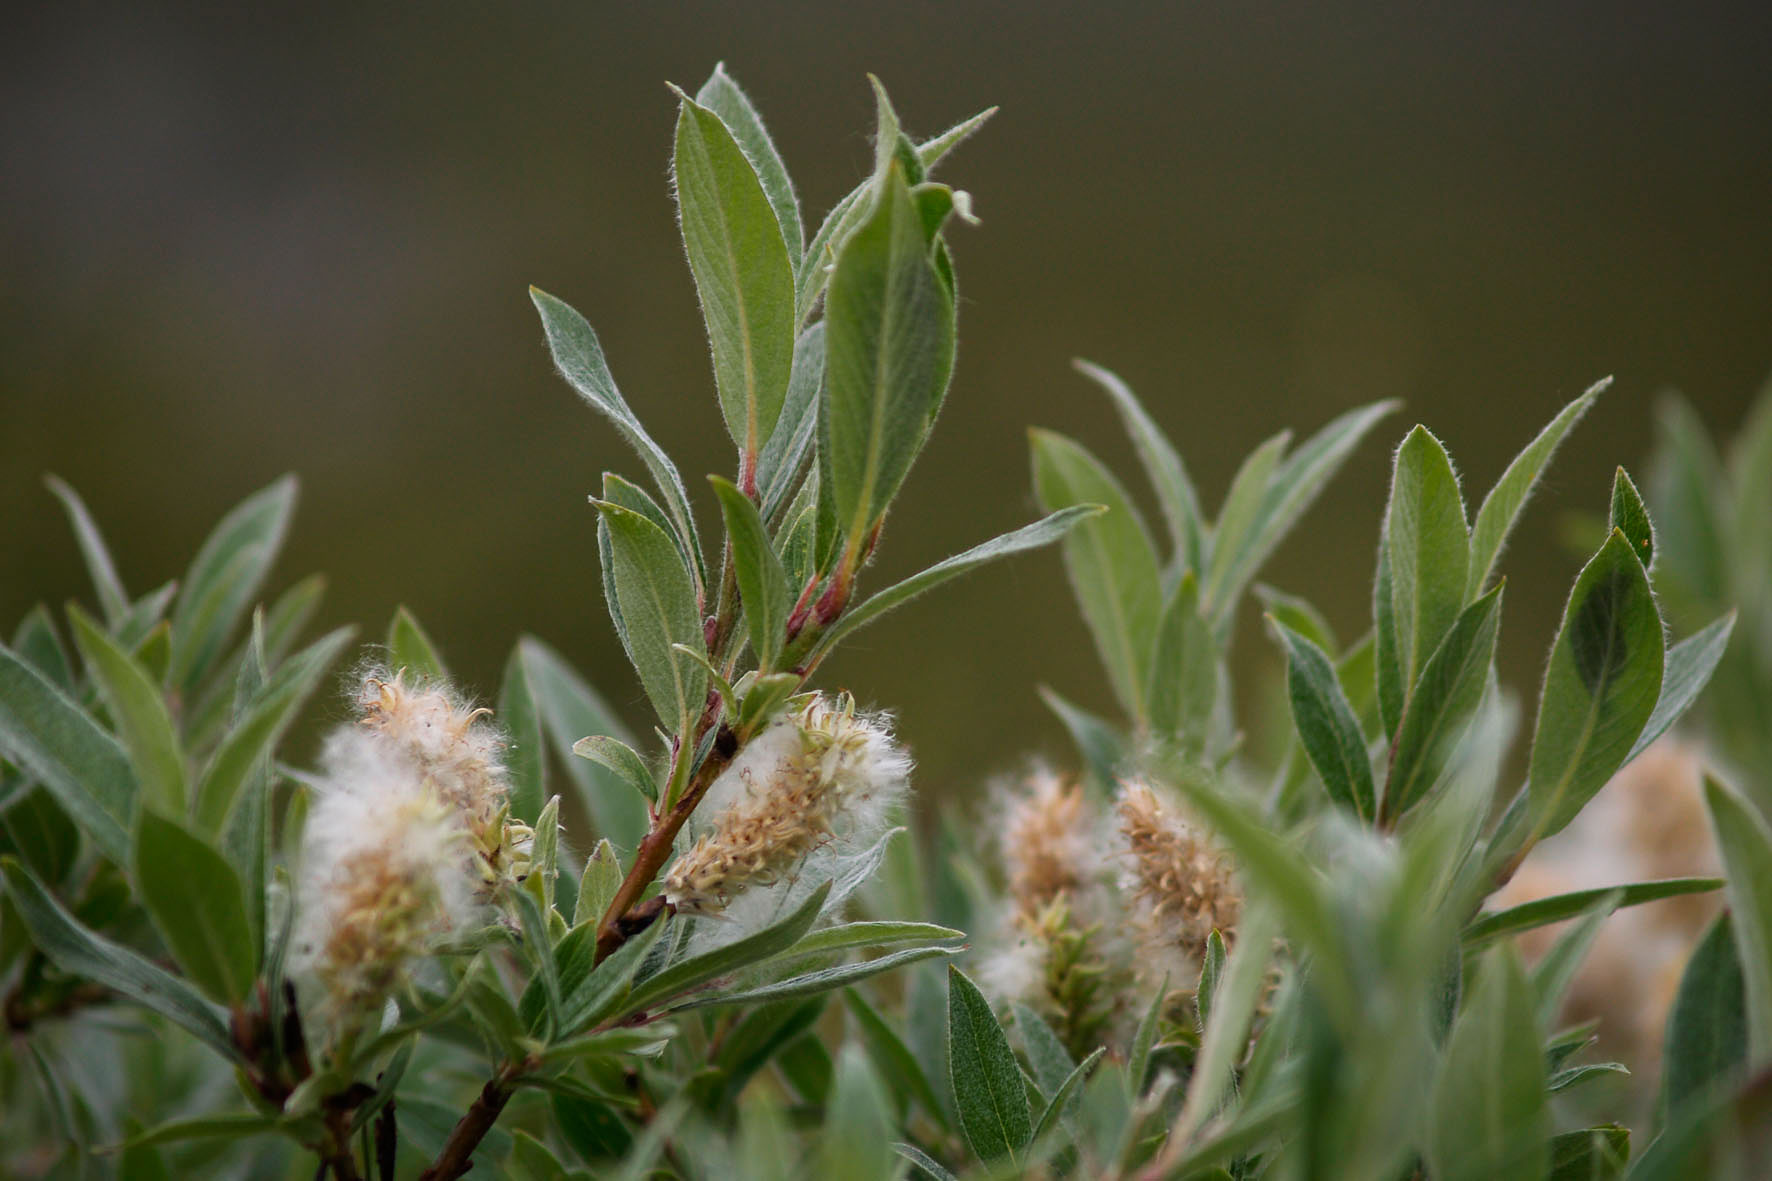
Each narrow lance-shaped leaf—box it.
[1661,912,1747,1117]
[1032,429,1163,721]
[947,965,1032,1165]
[530,287,706,592]
[1074,359,1206,573]
[1467,378,1608,597]
[1626,611,1734,764]
[695,64,803,268]
[1426,946,1549,1181]
[518,636,648,852]
[1527,529,1664,840]
[68,604,186,817]
[712,475,791,670]
[821,162,955,565]
[1463,877,1722,946]
[386,605,446,681]
[672,87,797,460]
[1383,582,1504,821]
[0,643,134,862]
[170,475,297,690]
[758,322,825,522]
[809,506,1102,660]
[594,502,708,738]
[44,476,129,625]
[1272,619,1375,820]
[1148,571,1217,749]
[1609,466,1655,570]
[133,809,258,1005]
[1202,429,1289,623]
[1385,426,1469,698]
[572,735,657,805]
[1704,775,1772,1065]
[498,642,545,825]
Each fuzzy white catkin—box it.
[663,695,910,952]
[291,670,516,1037]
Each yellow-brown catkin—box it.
[1002,772,1089,917]
[1115,780,1241,963]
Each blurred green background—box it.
[4,5,1768,799]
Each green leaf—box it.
[695,64,803,268]
[1661,912,1747,1116]
[711,475,791,670]
[810,506,1102,660]
[1531,890,1619,1027]
[549,916,668,1037]
[1255,584,1339,656]
[1173,906,1277,1143]
[170,475,297,690]
[593,502,708,737]
[1208,399,1398,624]
[1527,529,1664,840]
[918,106,996,170]
[1374,530,1405,736]
[1547,1126,1629,1180]
[12,604,74,691]
[676,945,957,1010]
[571,735,656,806]
[1013,1002,1077,1101]
[1385,426,1470,699]
[1609,467,1655,570]
[519,637,648,852]
[779,920,964,961]
[1427,946,1549,1181]
[846,988,950,1129]
[68,604,185,816]
[758,322,825,522]
[110,1113,281,1152]
[194,626,351,835]
[0,786,80,885]
[822,1046,895,1181]
[1196,928,1227,1031]
[1383,582,1504,820]
[1467,378,1607,596]
[0,643,134,862]
[530,287,706,591]
[510,884,563,1039]
[1032,1047,1106,1148]
[44,476,129,625]
[1464,877,1722,946]
[1031,429,1163,720]
[624,881,831,1014]
[133,809,256,1004]
[672,88,797,458]
[1202,429,1289,623]
[1,856,237,1058]
[1075,359,1205,572]
[1273,619,1375,820]
[947,965,1031,1165]
[1037,686,1126,793]
[386,605,446,681]
[1704,774,1772,1065]
[1127,974,1168,1093]
[1148,572,1216,747]
[822,162,955,558]
[1626,612,1734,764]
[893,1143,959,1181]
[499,642,546,825]
[573,838,621,929]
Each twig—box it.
[416,1063,522,1181]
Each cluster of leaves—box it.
[0,68,1105,1180]
[884,374,1765,1178]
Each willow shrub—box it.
[2,67,1768,1180]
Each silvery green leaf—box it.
[624,881,831,1015]
[1608,466,1655,570]
[44,476,129,625]
[1527,530,1663,840]
[1385,425,1469,698]
[68,603,185,817]
[1463,876,1721,946]
[1273,619,1375,820]
[821,162,955,560]
[573,838,622,929]
[1148,572,1216,749]
[594,501,708,739]
[170,475,297,690]
[673,87,797,459]
[1074,359,1206,574]
[0,857,238,1060]
[518,636,647,852]
[1661,912,1747,1119]
[386,604,446,680]
[1038,686,1126,793]
[847,988,950,1129]
[571,735,656,806]
[695,64,803,268]
[712,475,791,671]
[674,946,958,1010]
[1704,774,1772,1065]
[1626,612,1734,764]
[0,643,133,862]
[1467,378,1607,597]
[1202,428,1289,623]
[1031,429,1162,720]
[1383,582,1503,821]
[499,641,545,825]
[134,808,257,1004]
[11,605,73,692]
[758,322,825,523]
[947,965,1032,1165]
[531,287,706,591]
[1427,946,1549,1181]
